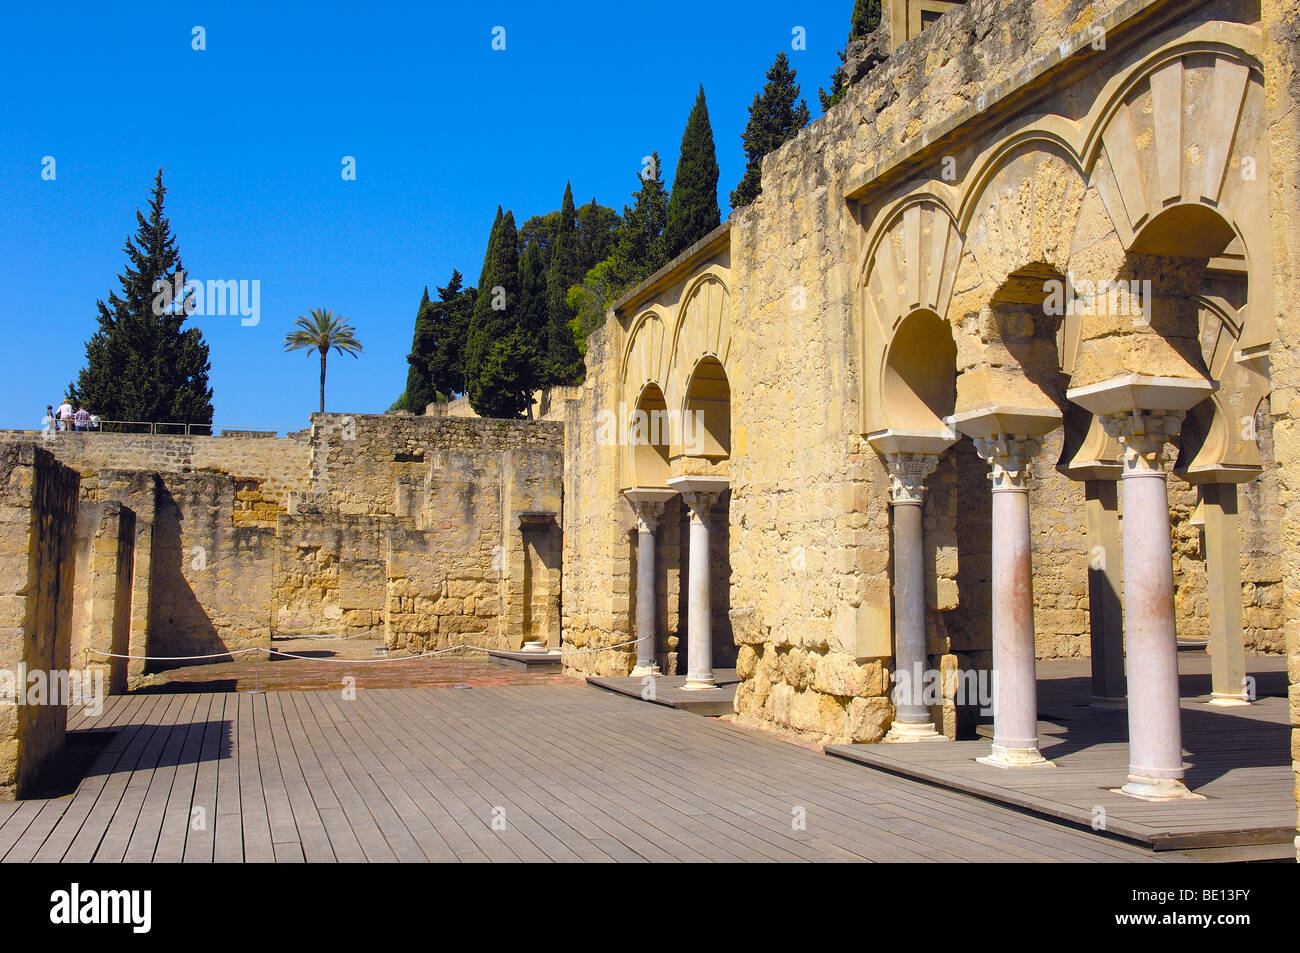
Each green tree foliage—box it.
[731,52,811,209]
[69,169,214,426]
[283,308,363,414]
[543,184,584,386]
[397,270,476,411]
[819,0,882,112]
[663,86,721,260]
[568,154,671,354]
[464,208,540,418]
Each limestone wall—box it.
[0,430,311,510]
[71,500,134,694]
[1259,0,1300,861]
[0,445,78,799]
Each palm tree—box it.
[284,308,363,414]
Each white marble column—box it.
[622,488,677,677]
[666,476,729,691]
[870,429,956,743]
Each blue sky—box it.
[0,1,847,431]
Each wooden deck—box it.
[1,684,1183,863]
[587,669,740,716]
[827,656,1295,861]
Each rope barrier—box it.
[87,635,642,665]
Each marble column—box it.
[954,405,1061,766]
[622,488,677,677]
[1071,376,1215,800]
[870,429,956,743]
[666,476,729,691]
[1202,482,1249,706]
[1104,411,1203,798]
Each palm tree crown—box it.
[284,308,363,414]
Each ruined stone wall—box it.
[0,430,311,510]
[0,445,78,799]
[561,326,638,676]
[71,500,134,694]
[285,414,564,652]
[1259,0,1300,861]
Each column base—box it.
[1090,696,1127,710]
[630,663,661,677]
[680,678,719,691]
[521,640,548,653]
[977,744,1054,768]
[884,721,948,743]
[1117,775,1205,802]
[1207,691,1250,707]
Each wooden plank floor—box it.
[0,684,1187,863]
[827,656,1295,853]
[588,669,740,716]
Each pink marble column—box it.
[971,434,1051,767]
[1104,411,1202,800]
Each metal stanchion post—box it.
[249,647,265,695]
[454,643,471,690]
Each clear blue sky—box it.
[0,1,847,431]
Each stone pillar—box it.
[1202,482,1249,706]
[1103,410,1205,799]
[870,429,956,743]
[622,488,677,677]
[1070,375,1215,800]
[1085,480,1126,707]
[666,476,729,691]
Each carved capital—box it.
[884,453,941,505]
[679,491,720,524]
[971,434,1043,491]
[1101,411,1183,475]
[629,500,666,534]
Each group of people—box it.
[46,399,100,433]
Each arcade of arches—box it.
[558,0,1300,838]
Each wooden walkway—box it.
[827,657,1295,860]
[0,685,1183,863]
[587,669,740,716]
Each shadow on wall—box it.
[146,484,223,670]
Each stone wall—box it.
[0,445,78,799]
[0,430,311,510]
[71,500,134,694]
[1259,0,1300,861]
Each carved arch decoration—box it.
[858,195,964,435]
[616,267,733,486]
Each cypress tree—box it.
[663,86,722,260]
[819,0,882,112]
[69,169,214,426]
[543,184,584,386]
[465,208,537,418]
[402,287,436,411]
[426,270,476,400]
[567,155,671,352]
[731,52,811,209]
[518,240,550,343]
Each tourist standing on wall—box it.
[56,398,73,432]
[74,406,91,432]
